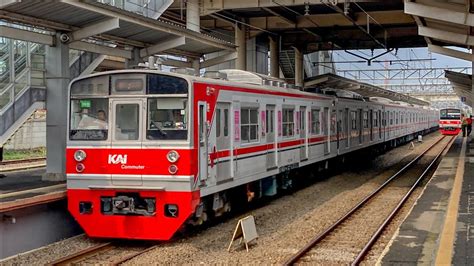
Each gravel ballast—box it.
[0,133,442,265]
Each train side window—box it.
[351,111,357,130]
[266,109,275,134]
[115,104,139,140]
[311,109,320,135]
[216,109,221,138]
[224,109,229,137]
[363,111,369,128]
[282,108,295,137]
[241,107,259,143]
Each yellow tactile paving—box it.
[435,136,467,265]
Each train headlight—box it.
[167,150,180,163]
[76,163,85,173]
[74,150,86,162]
[168,164,178,175]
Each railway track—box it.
[0,157,46,166]
[283,135,455,265]
[49,242,157,265]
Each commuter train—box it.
[439,108,462,135]
[66,69,438,240]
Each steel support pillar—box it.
[125,47,141,68]
[294,47,303,88]
[269,36,279,78]
[235,24,247,70]
[472,53,474,111]
[192,59,200,75]
[186,0,200,32]
[43,34,70,181]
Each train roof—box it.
[71,69,436,110]
[72,69,335,101]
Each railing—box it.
[0,40,45,114]
[70,51,100,80]
[97,0,173,19]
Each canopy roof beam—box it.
[68,18,120,43]
[201,52,237,68]
[69,41,132,59]
[418,26,474,46]
[0,26,54,45]
[140,36,186,58]
[405,1,474,27]
[428,44,473,61]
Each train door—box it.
[215,103,231,183]
[110,99,144,186]
[266,105,277,170]
[300,106,307,160]
[323,107,329,154]
[370,110,373,141]
[198,102,208,182]
[344,108,349,148]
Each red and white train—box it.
[438,108,462,135]
[66,69,438,240]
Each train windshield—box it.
[147,98,188,140]
[70,98,109,140]
[69,73,189,141]
[440,109,461,120]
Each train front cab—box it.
[439,108,461,135]
[66,71,200,240]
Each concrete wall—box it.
[4,110,46,150]
[246,35,269,74]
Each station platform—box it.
[0,168,66,213]
[381,135,474,265]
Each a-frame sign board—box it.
[227,215,258,252]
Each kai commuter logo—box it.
[108,154,127,165]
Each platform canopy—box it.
[304,73,430,106]
[445,70,472,106]
[405,0,474,62]
[0,1,236,59]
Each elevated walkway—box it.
[0,40,46,147]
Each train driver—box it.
[78,109,108,130]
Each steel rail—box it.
[283,135,447,265]
[0,157,46,166]
[110,245,158,266]
[351,135,455,265]
[49,242,113,266]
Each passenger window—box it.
[311,109,320,134]
[216,109,221,138]
[282,108,295,137]
[241,107,259,143]
[224,109,229,137]
[351,111,357,130]
[115,104,139,140]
